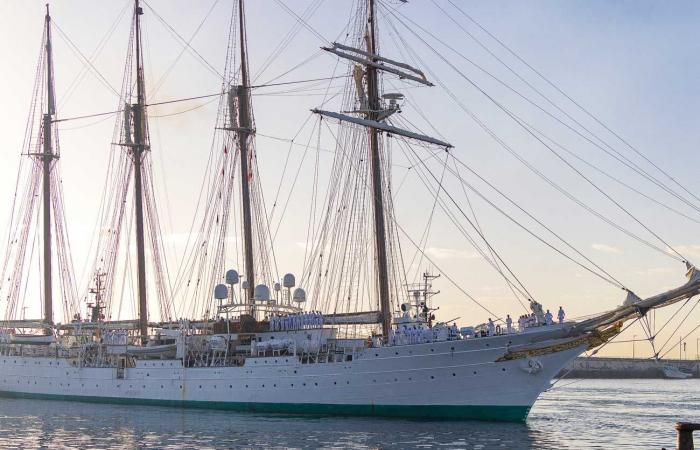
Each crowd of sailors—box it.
[513,306,565,332]
[102,329,129,345]
[268,311,324,331]
[388,323,460,345]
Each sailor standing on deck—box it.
[506,314,513,334]
[558,306,565,324]
[544,309,553,325]
[487,318,495,336]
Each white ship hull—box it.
[0,331,584,422]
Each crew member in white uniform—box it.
[557,306,565,324]
[487,318,495,336]
[544,309,553,325]
[505,314,513,334]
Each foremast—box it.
[314,0,451,336]
[364,0,392,337]
[41,4,57,331]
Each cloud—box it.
[591,243,621,254]
[426,247,481,260]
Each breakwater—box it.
[557,357,700,378]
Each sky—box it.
[0,0,699,359]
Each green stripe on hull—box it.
[0,390,530,422]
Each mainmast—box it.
[42,4,57,330]
[365,0,391,337]
[228,0,256,314]
[132,0,149,337]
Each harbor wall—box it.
[556,357,700,379]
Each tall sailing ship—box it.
[0,1,697,422]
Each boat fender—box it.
[520,357,543,374]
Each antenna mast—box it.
[366,0,392,337]
[42,4,57,331]
[132,0,149,338]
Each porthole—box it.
[501,368,506,372]
[262,384,265,388]
[303,382,306,386]
[430,376,434,379]
[229,385,233,388]
[430,349,434,353]
[452,373,456,377]
[314,382,318,386]
[473,371,477,375]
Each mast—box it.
[230,0,255,315]
[42,4,57,331]
[132,0,149,338]
[366,0,392,336]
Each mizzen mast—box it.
[228,0,256,314]
[42,4,57,330]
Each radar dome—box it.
[225,269,239,285]
[214,284,228,300]
[292,288,307,303]
[254,284,271,301]
[241,280,250,290]
[274,282,281,292]
[283,273,296,288]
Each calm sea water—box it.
[0,379,696,449]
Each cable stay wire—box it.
[395,139,533,311]
[272,0,330,44]
[318,119,502,320]
[395,134,626,292]
[52,21,121,98]
[142,0,223,80]
[430,0,700,215]
[151,0,220,96]
[380,3,687,264]
[446,0,700,210]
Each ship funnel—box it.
[292,288,307,303]
[225,269,239,285]
[214,284,228,300]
